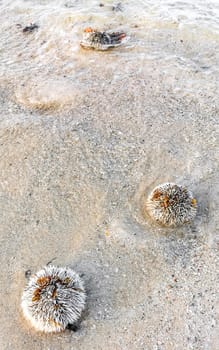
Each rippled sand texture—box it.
[0,1,219,349]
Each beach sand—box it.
[0,1,218,349]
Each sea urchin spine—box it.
[21,265,86,333]
[146,183,197,227]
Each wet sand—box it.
[0,1,219,350]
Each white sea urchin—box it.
[80,27,126,50]
[146,183,197,227]
[21,265,86,333]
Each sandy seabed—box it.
[0,3,219,350]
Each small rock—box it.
[23,23,39,33]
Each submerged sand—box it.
[0,1,219,349]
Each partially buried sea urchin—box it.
[80,27,126,50]
[21,265,86,333]
[145,183,197,227]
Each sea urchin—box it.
[80,27,126,50]
[21,265,86,333]
[145,183,197,227]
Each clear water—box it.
[0,3,218,349]
[0,0,219,107]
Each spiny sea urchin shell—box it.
[21,265,86,333]
[80,27,126,50]
[146,183,197,227]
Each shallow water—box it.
[1,0,219,107]
[0,2,219,350]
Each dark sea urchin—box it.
[21,265,86,333]
[146,183,197,227]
